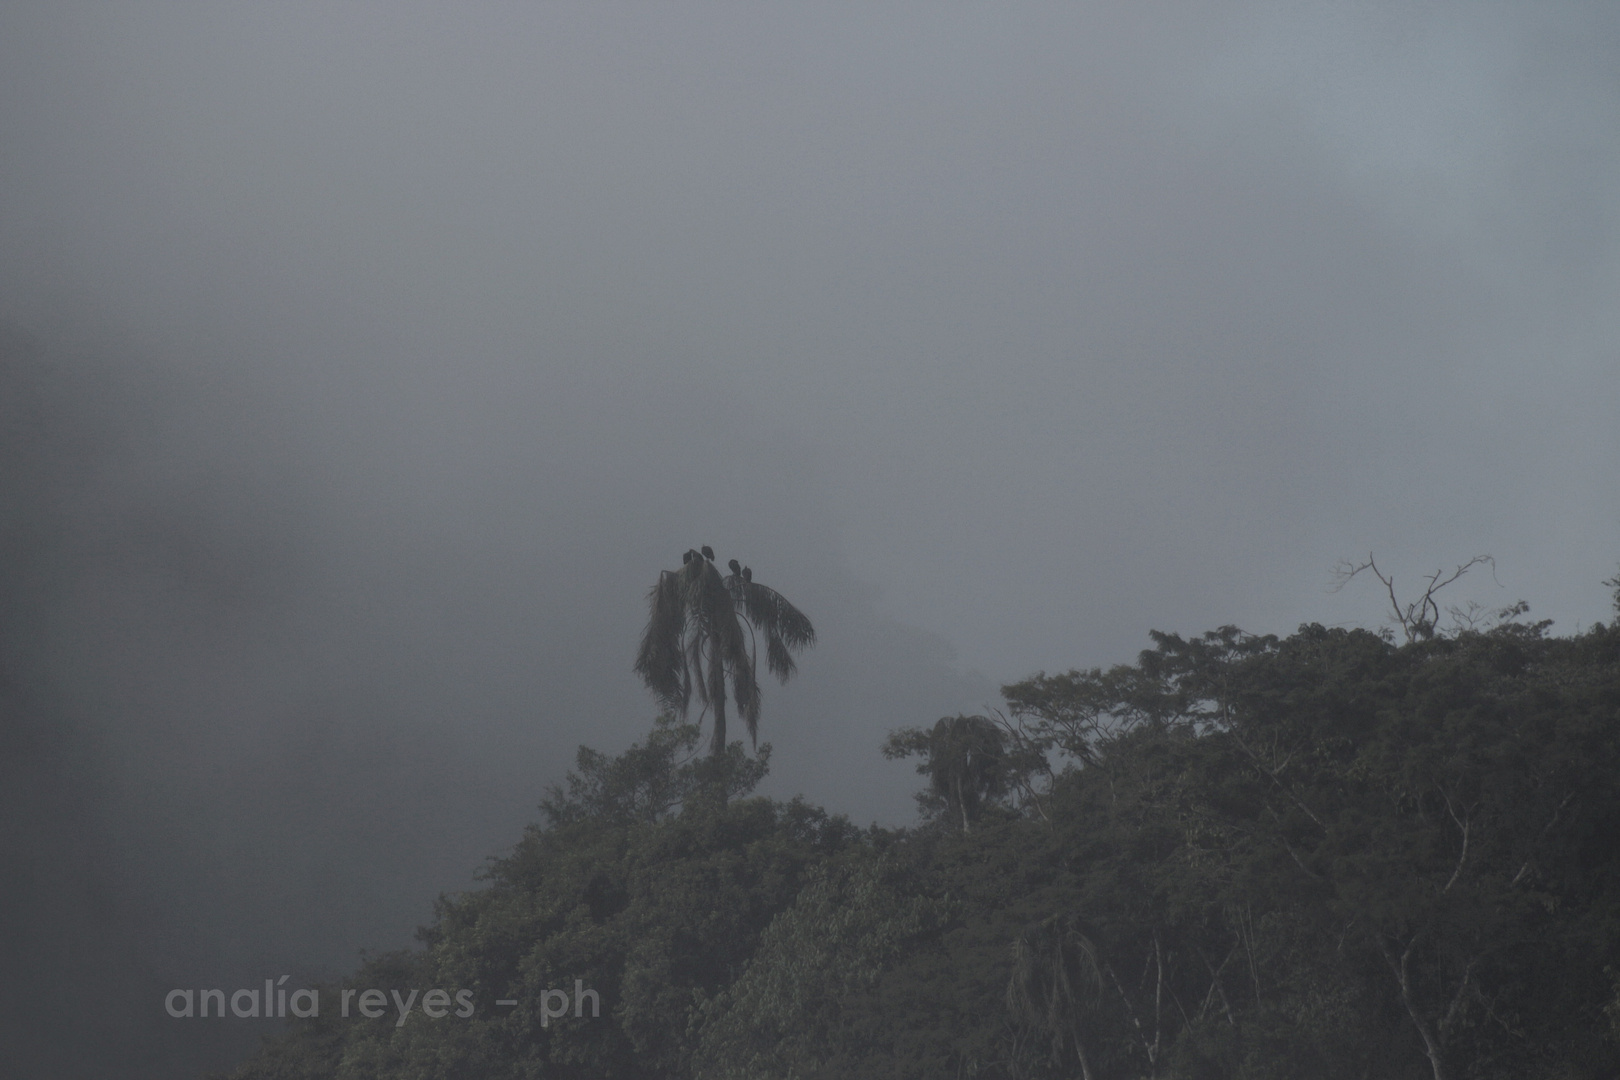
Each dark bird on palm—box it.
[634,549,814,756]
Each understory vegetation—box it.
[227,591,1620,1079]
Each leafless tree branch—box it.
[1331,553,1496,644]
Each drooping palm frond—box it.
[741,580,815,650]
[765,634,796,682]
[727,619,762,749]
[689,559,752,752]
[707,635,729,755]
[685,621,709,708]
[634,570,688,712]
[736,578,814,683]
[735,674,761,748]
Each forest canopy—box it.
[228,591,1620,1080]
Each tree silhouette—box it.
[1330,553,1503,643]
[634,548,814,756]
[883,714,1012,833]
[1007,913,1104,1080]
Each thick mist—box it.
[2,4,1617,1077]
[0,317,992,1075]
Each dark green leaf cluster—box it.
[883,714,1047,833]
[227,735,858,1080]
[537,715,768,827]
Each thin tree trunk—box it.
[1378,935,1448,1080]
[1103,956,1157,1077]
[1073,1030,1095,1080]
[1152,932,1164,1072]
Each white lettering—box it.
[290,988,319,1018]
[391,988,419,1027]
[541,988,569,1028]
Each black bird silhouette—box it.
[682,550,693,565]
[728,558,741,575]
[701,545,715,561]
[742,566,752,582]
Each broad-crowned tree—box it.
[884,714,1018,833]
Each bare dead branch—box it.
[1197,944,1240,1027]
[1440,790,1472,894]
[1242,904,1262,1006]
[1234,728,1327,832]
[1511,791,1576,886]
[1331,553,1496,644]
[1377,933,1451,1080]
[1103,955,1158,1073]
[1440,955,1481,1038]
[987,706,1055,825]
[1152,933,1164,1069]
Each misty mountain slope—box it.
[3,5,1617,1078]
[0,324,990,1078]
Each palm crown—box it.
[634,547,815,756]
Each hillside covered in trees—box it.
[227,590,1620,1080]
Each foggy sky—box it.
[2,4,1617,1076]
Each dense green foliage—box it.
[227,610,1620,1079]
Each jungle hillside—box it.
[226,574,1620,1080]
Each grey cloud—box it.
[1,4,1616,1076]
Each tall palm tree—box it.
[634,548,815,756]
